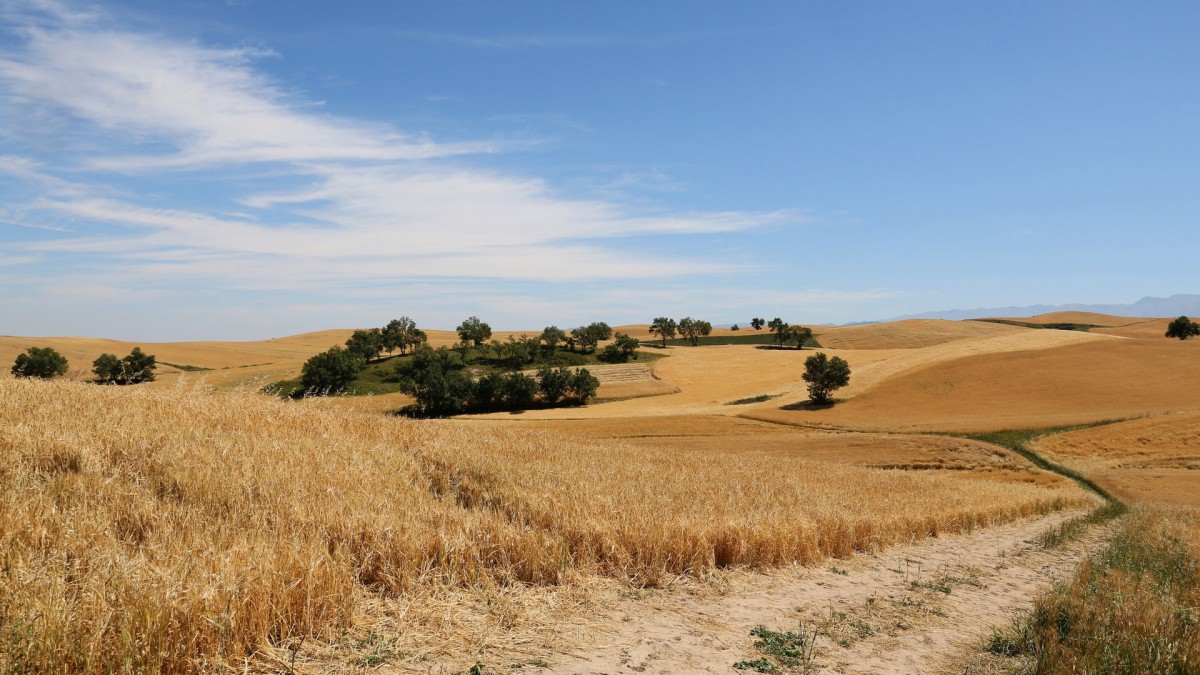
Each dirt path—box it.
[547,509,1105,674]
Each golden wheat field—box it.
[6,312,1200,671]
[0,374,1091,671]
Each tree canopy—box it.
[382,317,426,355]
[93,347,157,385]
[301,346,365,393]
[767,317,789,346]
[750,318,765,330]
[648,317,677,347]
[1165,316,1200,340]
[786,325,814,349]
[345,328,384,362]
[571,322,612,353]
[456,316,493,346]
[677,317,713,346]
[11,346,69,379]
[802,352,851,404]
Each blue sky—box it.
[1,0,1197,340]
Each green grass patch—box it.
[970,319,1106,332]
[654,333,821,348]
[158,362,213,372]
[726,393,782,406]
[962,422,1129,507]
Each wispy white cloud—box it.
[0,2,853,339]
[0,22,494,170]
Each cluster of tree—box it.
[344,316,429,362]
[394,345,600,416]
[569,322,613,352]
[802,352,851,404]
[765,318,813,348]
[93,347,157,385]
[750,317,765,330]
[11,346,69,379]
[1165,316,1200,340]
[647,317,712,346]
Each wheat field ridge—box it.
[3,313,1199,671]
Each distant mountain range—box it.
[889,294,1200,322]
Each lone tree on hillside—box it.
[767,317,789,346]
[345,328,385,362]
[456,316,493,347]
[750,317,765,330]
[786,325,814,349]
[382,317,426,355]
[301,346,365,393]
[1165,316,1200,340]
[93,347,157,385]
[11,346,69,379]
[648,317,677,347]
[677,317,713,346]
[802,352,851,405]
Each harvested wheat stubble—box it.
[0,377,1089,671]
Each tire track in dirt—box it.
[546,509,1106,674]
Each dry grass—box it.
[816,319,1021,350]
[750,337,1200,433]
[0,377,1089,671]
[1035,412,1200,507]
[984,505,1200,674]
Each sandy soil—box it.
[539,509,1103,675]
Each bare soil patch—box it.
[543,509,1105,675]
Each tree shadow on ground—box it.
[778,399,837,411]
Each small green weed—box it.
[732,657,777,672]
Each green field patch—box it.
[159,362,213,372]
[970,318,1106,332]
[655,333,821,348]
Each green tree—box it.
[601,332,640,362]
[345,328,384,362]
[395,345,473,416]
[750,318,765,330]
[472,372,507,412]
[767,318,789,346]
[730,324,740,331]
[572,322,612,353]
[677,317,713,346]
[501,372,539,410]
[122,347,157,384]
[802,352,851,404]
[1165,316,1200,340]
[300,346,365,393]
[537,367,573,405]
[382,317,425,355]
[566,368,600,404]
[786,325,814,349]
[539,325,568,352]
[456,316,493,347]
[93,347,157,385]
[92,353,123,384]
[648,317,677,347]
[11,347,69,379]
